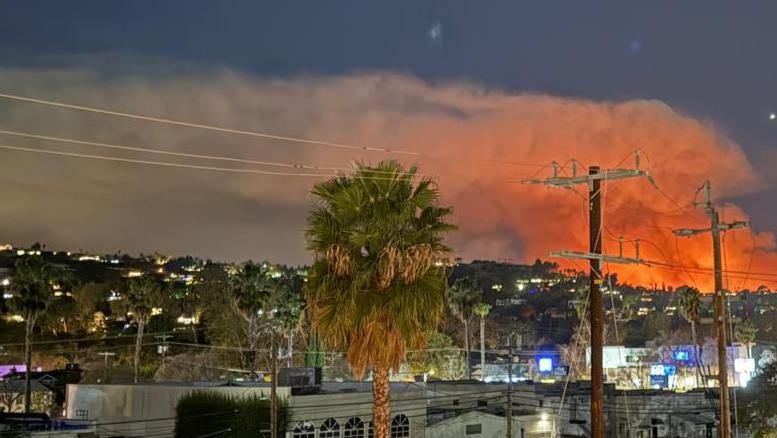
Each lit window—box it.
[320,418,340,438]
[344,417,365,438]
[292,422,315,438]
[390,414,410,438]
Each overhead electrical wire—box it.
[0,143,330,177]
[0,91,548,168]
[0,128,340,172]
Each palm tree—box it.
[735,319,758,359]
[305,161,454,438]
[676,286,702,387]
[124,276,164,384]
[8,256,59,413]
[228,262,276,379]
[273,277,305,367]
[473,302,491,381]
[449,277,481,379]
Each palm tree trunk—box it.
[134,320,145,384]
[287,332,294,368]
[190,324,198,345]
[24,317,33,414]
[691,321,702,388]
[248,316,257,379]
[464,319,471,379]
[372,366,391,438]
[479,316,486,381]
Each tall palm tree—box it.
[124,276,164,384]
[9,256,59,413]
[228,262,276,379]
[735,319,758,359]
[676,286,702,387]
[273,277,305,367]
[305,161,454,438]
[473,302,491,381]
[449,277,481,380]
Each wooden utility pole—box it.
[588,166,604,438]
[270,330,278,438]
[506,332,514,438]
[524,152,651,438]
[674,181,748,438]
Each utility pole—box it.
[270,309,278,438]
[588,166,604,438]
[673,180,748,438]
[524,152,651,438]
[155,334,173,374]
[506,332,514,438]
[97,352,116,383]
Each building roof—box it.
[2,379,53,393]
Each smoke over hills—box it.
[0,67,773,290]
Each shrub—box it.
[175,391,289,438]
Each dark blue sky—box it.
[2,2,775,142]
[1,1,776,248]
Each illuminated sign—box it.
[650,365,665,376]
[673,351,690,361]
[734,358,755,373]
[538,357,553,372]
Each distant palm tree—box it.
[735,319,758,359]
[473,302,491,381]
[273,279,304,367]
[124,276,164,384]
[9,256,59,413]
[228,262,276,379]
[676,286,702,386]
[305,161,454,438]
[449,277,481,379]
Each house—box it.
[2,364,82,414]
[0,380,54,414]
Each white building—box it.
[65,381,426,437]
[426,410,556,438]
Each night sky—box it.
[1,2,776,268]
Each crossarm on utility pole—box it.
[549,250,648,266]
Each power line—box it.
[0,143,330,177]
[0,91,548,169]
[0,142,456,182]
[0,92,412,155]
[0,128,342,172]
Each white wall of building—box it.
[426,410,556,438]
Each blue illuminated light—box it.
[538,357,553,372]
[673,351,690,361]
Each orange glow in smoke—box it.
[380,94,777,291]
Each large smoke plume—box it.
[0,66,773,290]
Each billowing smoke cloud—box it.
[0,65,774,290]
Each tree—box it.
[8,256,59,413]
[272,275,305,367]
[122,276,164,384]
[449,277,481,380]
[305,161,454,438]
[407,331,466,380]
[737,362,777,437]
[227,262,277,379]
[736,319,759,360]
[473,302,491,381]
[676,286,703,387]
